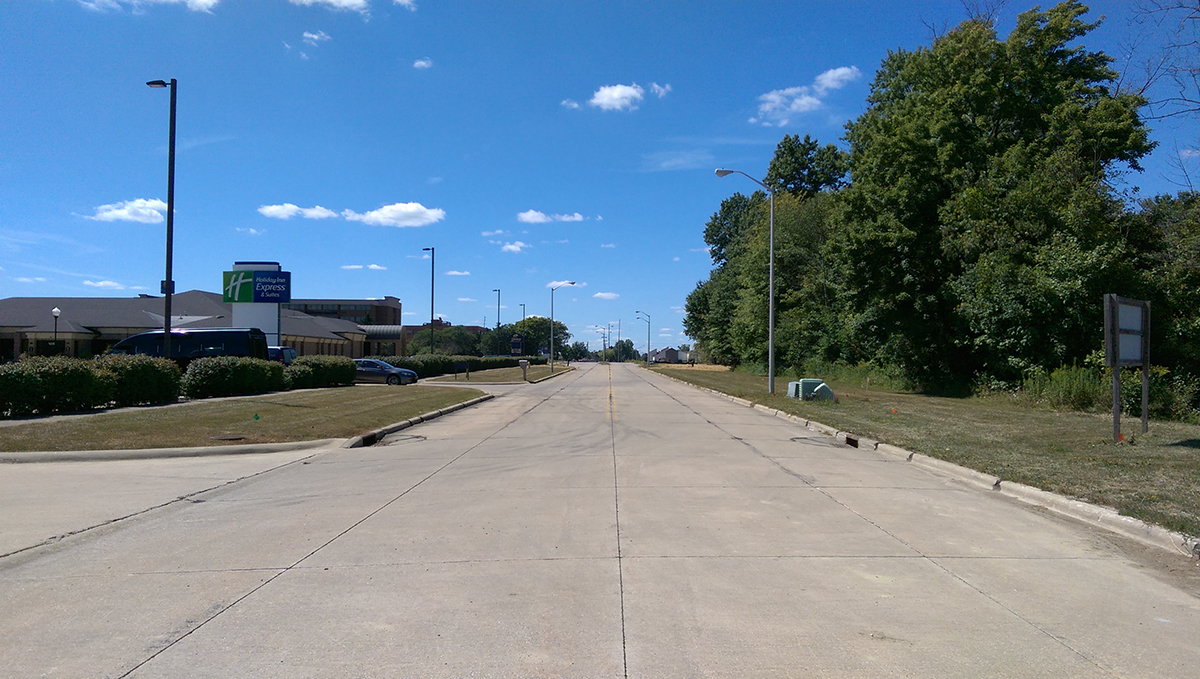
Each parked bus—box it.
[108,327,269,367]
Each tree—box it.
[836,1,1152,385]
[764,134,849,198]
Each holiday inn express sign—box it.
[222,270,292,304]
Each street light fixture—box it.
[52,306,61,354]
[493,288,501,329]
[636,311,650,364]
[716,167,777,395]
[423,247,435,354]
[550,281,575,371]
[148,78,177,359]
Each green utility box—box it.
[787,378,828,400]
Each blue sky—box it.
[2,0,1196,351]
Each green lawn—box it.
[652,365,1200,538]
[0,385,485,452]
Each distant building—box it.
[649,347,681,363]
[0,290,367,361]
[284,296,402,325]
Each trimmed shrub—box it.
[0,356,114,416]
[95,354,181,407]
[292,355,356,388]
[283,363,315,390]
[181,356,284,399]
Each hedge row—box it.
[368,355,546,378]
[288,355,357,389]
[180,357,285,399]
[0,355,180,417]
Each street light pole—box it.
[52,306,61,354]
[716,168,776,395]
[520,303,526,321]
[550,281,575,371]
[493,288,501,329]
[147,78,176,360]
[636,311,650,364]
[423,247,435,354]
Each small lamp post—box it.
[52,306,61,354]
[550,281,575,371]
[716,167,776,395]
[520,303,526,321]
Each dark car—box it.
[354,358,418,385]
[268,346,297,366]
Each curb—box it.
[341,394,496,449]
[0,437,345,464]
[648,368,1200,560]
[529,367,575,384]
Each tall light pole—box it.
[493,288,501,329]
[423,247,435,354]
[520,303,526,321]
[716,167,776,395]
[52,306,61,354]
[636,311,650,364]
[147,78,176,359]
[550,281,575,371]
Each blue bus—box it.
[109,327,269,367]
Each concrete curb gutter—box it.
[341,394,495,449]
[648,367,1200,559]
[0,438,345,464]
[529,367,575,384]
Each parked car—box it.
[268,346,297,366]
[354,358,418,385]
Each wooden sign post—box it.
[1103,294,1150,442]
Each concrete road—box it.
[2,363,1199,677]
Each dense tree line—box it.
[686,1,1200,390]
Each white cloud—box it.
[517,209,552,224]
[445,270,470,276]
[1180,148,1200,159]
[257,203,337,220]
[601,243,615,248]
[85,198,167,224]
[750,66,861,127]
[501,241,530,253]
[413,58,433,69]
[79,0,219,11]
[590,83,645,111]
[342,202,445,227]
[673,256,680,262]
[84,280,125,289]
[288,0,368,13]
[813,66,861,95]
[650,82,672,98]
[482,230,507,237]
[660,328,672,332]
[367,264,387,270]
[457,297,477,302]
[593,292,619,300]
[236,227,265,236]
[341,265,364,269]
[659,333,674,338]
[395,0,416,9]
[303,30,331,46]
[561,99,580,109]
[518,210,585,223]
[14,277,47,283]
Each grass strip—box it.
[429,365,573,383]
[0,385,485,452]
[652,365,1200,538]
